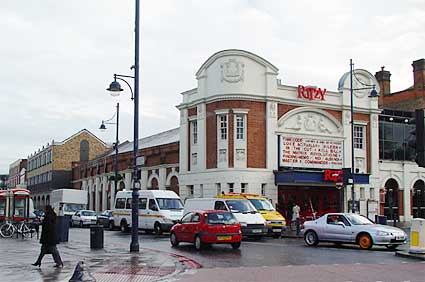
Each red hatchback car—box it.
[170,210,242,250]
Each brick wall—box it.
[206,100,266,169]
[52,131,110,171]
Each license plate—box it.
[252,229,262,233]
[217,236,232,241]
[272,229,281,232]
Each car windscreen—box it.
[225,199,256,213]
[345,214,374,225]
[81,211,96,216]
[156,198,183,210]
[65,204,86,213]
[249,199,275,211]
[207,212,238,225]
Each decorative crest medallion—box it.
[221,59,244,83]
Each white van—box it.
[184,198,268,238]
[113,190,183,234]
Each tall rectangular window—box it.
[261,184,266,196]
[370,187,375,200]
[354,126,364,149]
[220,115,227,140]
[236,115,245,140]
[192,120,198,145]
[228,183,234,193]
[216,183,221,196]
[241,183,247,193]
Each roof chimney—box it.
[412,59,425,91]
[375,66,391,107]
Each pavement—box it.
[0,229,201,282]
[1,226,425,282]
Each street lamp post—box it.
[106,0,141,253]
[349,59,379,213]
[99,102,120,201]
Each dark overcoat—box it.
[40,213,57,246]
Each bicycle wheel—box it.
[21,223,32,238]
[0,223,16,238]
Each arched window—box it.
[80,140,89,162]
[413,180,425,219]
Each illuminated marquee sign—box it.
[280,136,343,169]
[298,85,327,101]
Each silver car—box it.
[303,213,407,250]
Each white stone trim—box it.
[215,109,230,115]
[233,108,250,114]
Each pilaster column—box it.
[110,179,116,210]
[95,177,101,212]
[102,176,108,211]
[125,172,132,190]
[159,167,167,190]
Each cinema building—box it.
[178,49,381,220]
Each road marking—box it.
[333,264,339,266]
[355,263,361,265]
[401,261,408,263]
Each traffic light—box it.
[415,109,425,167]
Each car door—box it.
[138,198,148,228]
[178,212,194,242]
[72,211,80,225]
[186,213,201,243]
[147,198,160,230]
[324,214,353,242]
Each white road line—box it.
[355,263,361,265]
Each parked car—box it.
[184,198,267,239]
[113,190,183,234]
[97,210,114,230]
[170,210,242,250]
[71,210,97,227]
[303,213,407,250]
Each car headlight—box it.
[376,230,390,236]
[266,220,273,224]
[239,222,247,227]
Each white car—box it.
[303,213,407,250]
[71,210,97,227]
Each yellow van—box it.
[218,193,286,237]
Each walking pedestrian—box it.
[292,203,301,236]
[32,205,63,268]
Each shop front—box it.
[274,169,370,223]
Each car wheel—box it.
[386,245,398,250]
[109,221,115,231]
[358,234,373,250]
[170,232,179,247]
[154,222,163,235]
[194,235,203,250]
[231,242,241,249]
[120,221,129,233]
[79,221,83,228]
[304,230,319,247]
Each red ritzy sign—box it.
[297,85,326,101]
[323,169,343,182]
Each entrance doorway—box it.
[383,179,399,220]
[278,186,342,223]
[413,180,425,218]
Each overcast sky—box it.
[1,0,424,173]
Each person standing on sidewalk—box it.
[292,203,301,236]
[32,205,63,268]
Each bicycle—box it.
[0,221,16,238]
[15,221,33,239]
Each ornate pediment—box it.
[278,108,342,137]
